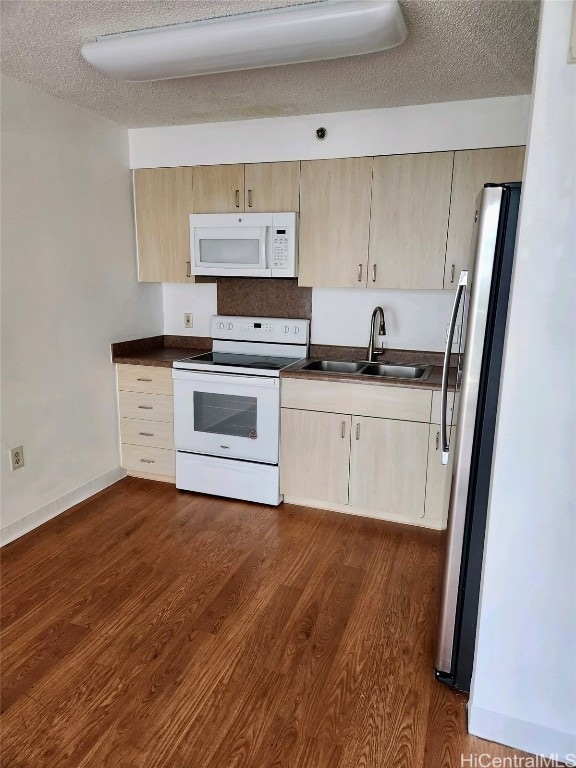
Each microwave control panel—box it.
[272,228,291,269]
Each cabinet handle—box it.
[355,423,360,441]
[138,405,153,410]
[436,431,440,451]
[341,421,346,439]
[140,458,155,464]
[450,264,455,284]
[357,264,363,283]
[247,189,253,208]
[235,189,240,208]
[136,378,152,382]
[372,264,377,283]
[139,432,154,437]
[186,261,191,278]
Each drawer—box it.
[281,378,432,423]
[120,418,174,450]
[122,444,175,479]
[118,391,174,422]
[117,364,173,395]
[430,390,460,426]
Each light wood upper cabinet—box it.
[280,408,351,505]
[298,157,374,288]
[444,146,525,289]
[192,164,245,213]
[349,416,429,519]
[368,152,454,290]
[244,161,300,212]
[133,167,194,283]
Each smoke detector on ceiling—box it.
[80,1,408,82]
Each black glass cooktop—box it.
[180,352,301,370]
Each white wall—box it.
[312,288,454,351]
[129,95,530,168]
[469,1,576,761]
[0,75,163,543]
[162,283,217,337]
[137,96,528,348]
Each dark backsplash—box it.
[216,278,311,320]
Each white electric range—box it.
[173,315,310,505]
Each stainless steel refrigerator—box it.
[435,182,522,692]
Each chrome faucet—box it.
[367,306,386,362]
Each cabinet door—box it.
[444,146,525,289]
[349,416,428,520]
[298,158,373,288]
[280,409,351,505]
[424,425,448,527]
[133,167,194,283]
[244,161,300,212]
[368,152,454,289]
[192,164,245,212]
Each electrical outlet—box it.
[10,445,24,471]
[184,313,193,329]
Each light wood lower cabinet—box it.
[424,425,448,526]
[117,364,175,483]
[280,410,351,505]
[349,416,428,519]
[280,379,451,529]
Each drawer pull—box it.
[341,421,346,439]
[139,432,154,437]
[137,378,152,382]
[140,458,155,464]
[137,405,153,410]
[357,263,363,283]
[355,423,361,441]
[436,431,440,451]
[235,189,240,208]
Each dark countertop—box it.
[111,335,211,368]
[111,337,457,389]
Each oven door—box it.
[173,370,280,463]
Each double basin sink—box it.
[301,359,433,381]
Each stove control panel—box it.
[211,316,310,344]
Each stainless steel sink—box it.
[301,360,367,373]
[360,363,433,380]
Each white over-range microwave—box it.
[189,212,298,277]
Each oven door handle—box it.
[172,370,279,388]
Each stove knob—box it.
[293,326,300,334]
[227,322,233,330]
[284,325,290,333]
[218,322,225,330]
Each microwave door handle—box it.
[441,270,467,464]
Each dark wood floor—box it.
[1,477,530,767]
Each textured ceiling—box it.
[0,0,540,128]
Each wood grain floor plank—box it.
[0,478,537,768]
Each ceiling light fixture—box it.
[80,0,408,82]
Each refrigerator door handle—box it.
[441,270,468,464]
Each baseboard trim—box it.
[0,467,127,546]
[283,495,445,530]
[468,704,576,763]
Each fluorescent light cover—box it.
[81,1,408,82]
